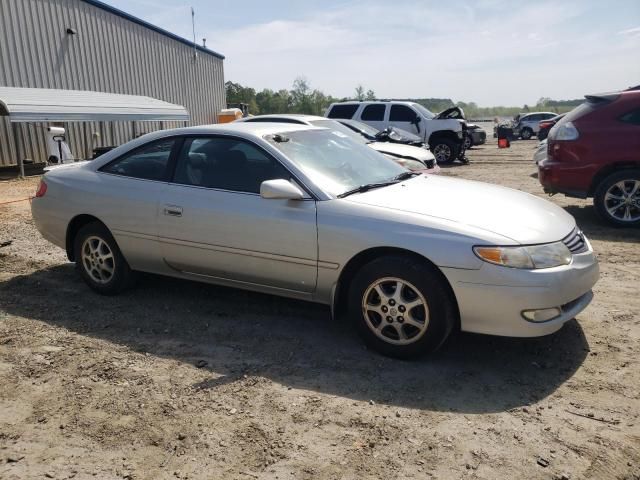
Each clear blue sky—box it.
[105,0,640,106]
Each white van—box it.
[325,101,466,164]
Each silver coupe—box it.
[31,122,599,357]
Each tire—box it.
[347,255,456,358]
[430,138,457,165]
[520,128,533,140]
[537,129,548,141]
[464,134,473,150]
[73,221,134,294]
[593,169,640,227]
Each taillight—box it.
[551,121,580,141]
[35,180,47,198]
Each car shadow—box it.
[565,205,640,244]
[0,264,590,414]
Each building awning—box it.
[0,87,190,122]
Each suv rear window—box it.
[327,104,359,119]
[620,109,640,125]
[361,104,386,121]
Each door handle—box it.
[164,205,183,217]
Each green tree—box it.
[355,85,365,101]
[365,89,376,101]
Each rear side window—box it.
[389,105,417,122]
[620,109,640,125]
[327,104,359,119]
[361,104,386,121]
[100,138,176,181]
[172,137,291,193]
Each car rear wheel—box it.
[73,221,134,294]
[430,139,457,164]
[520,128,533,140]
[593,170,640,227]
[348,255,456,358]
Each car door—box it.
[358,103,388,131]
[157,135,318,293]
[96,137,179,272]
[388,104,422,136]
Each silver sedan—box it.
[31,123,599,358]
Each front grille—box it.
[562,228,588,254]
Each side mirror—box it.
[260,179,305,200]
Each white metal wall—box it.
[0,0,226,166]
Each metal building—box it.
[0,0,226,167]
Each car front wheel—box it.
[593,170,640,227]
[520,128,533,140]
[73,221,134,294]
[430,139,457,164]
[348,255,456,358]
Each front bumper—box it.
[441,248,599,337]
[471,131,486,145]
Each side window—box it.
[327,104,359,119]
[361,104,386,121]
[173,137,291,194]
[620,109,640,125]
[389,105,417,122]
[100,138,175,181]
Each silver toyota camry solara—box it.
[31,123,599,358]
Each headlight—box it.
[456,131,463,139]
[473,242,572,269]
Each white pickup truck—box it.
[325,101,467,164]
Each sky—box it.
[105,0,640,106]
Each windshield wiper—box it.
[337,180,398,198]
[337,172,419,198]
[393,171,420,181]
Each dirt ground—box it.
[1,128,639,480]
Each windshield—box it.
[308,119,369,145]
[267,129,407,197]
[412,103,435,119]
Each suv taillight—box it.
[549,121,579,141]
[35,180,47,198]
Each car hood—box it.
[369,142,435,162]
[344,175,575,244]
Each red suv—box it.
[538,88,640,226]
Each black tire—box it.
[537,129,548,141]
[73,221,135,294]
[429,138,457,165]
[347,255,456,358]
[464,134,473,150]
[593,169,640,227]
[520,128,533,140]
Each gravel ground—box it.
[0,129,639,480]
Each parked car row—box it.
[538,86,640,226]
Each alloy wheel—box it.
[361,277,429,345]
[433,144,452,163]
[604,180,640,222]
[81,236,115,284]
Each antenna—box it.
[191,7,197,61]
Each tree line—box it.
[225,78,583,120]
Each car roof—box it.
[330,100,416,106]
[240,114,328,124]
[159,121,321,138]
